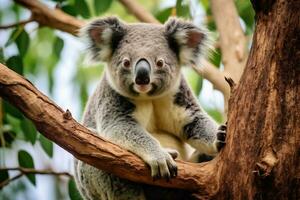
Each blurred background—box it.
[0,0,254,199]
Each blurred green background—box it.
[0,0,254,199]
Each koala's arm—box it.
[174,78,226,156]
[82,77,177,179]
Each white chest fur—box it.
[132,95,194,160]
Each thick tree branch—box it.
[12,0,228,102]
[0,167,72,188]
[0,63,218,195]
[14,0,84,36]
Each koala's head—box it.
[82,17,209,99]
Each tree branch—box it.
[14,0,84,36]
[0,167,72,188]
[0,63,217,195]
[210,0,248,82]
[210,0,248,114]
[0,173,23,189]
[0,167,72,177]
[0,18,34,29]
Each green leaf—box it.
[61,4,78,16]
[0,130,17,148]
[5,114,22,137]
[207,20,216,32]
[18,150,36,186]
[0,169,9,183]
[16,30,30,57]
[6,55,23,75]
[68,179,83,200]
[199,0,209,11]
[53,36,64,58]
[74,0,90,18]
[21,117,37,144]
[12,3,23,21]
[184,68,203,96]
[176,0,182,11]
[195,76,203,96]
[5,27,23,47]
[79,82,88,112]
[46,54,58,93]
[3,100,23,119]
[236,1,255,34]
[206,109,223,123]
[176,0,190,18]
[39,134,53,158]
[94,0,113,15]
[209,48,221,67]
[51,0,66,2]
[155,7,172,23]
[0,47,4,63]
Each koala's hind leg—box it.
[74,160,146,200]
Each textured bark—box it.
[213,0,300,199]
[14,0,84,36]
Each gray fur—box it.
[75,16,225,200]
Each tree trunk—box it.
[213,0,300,199]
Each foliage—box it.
[0,0,254,199]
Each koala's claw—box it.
[217,130,226,141]
[148,150,177,181]
[165,148,179,159]
[167,159,178,177]
[218,124,227,131]
[216,124,227,151]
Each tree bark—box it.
[213,0,300,199]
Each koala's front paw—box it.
[215,124,227,151]
[145,149,177,181]
[164,148,179,159]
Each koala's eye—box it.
[122,58,131,68]
[156,59,164,68]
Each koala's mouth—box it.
[133,84,152,94]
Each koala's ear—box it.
[81,17,126,62]
[164,17,210,66]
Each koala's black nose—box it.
[135,59,150,85]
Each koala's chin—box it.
[133,84,152,94]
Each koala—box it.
[74,16,226,200]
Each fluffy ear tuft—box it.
[164,17,211,66]
[81,17,126,62]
